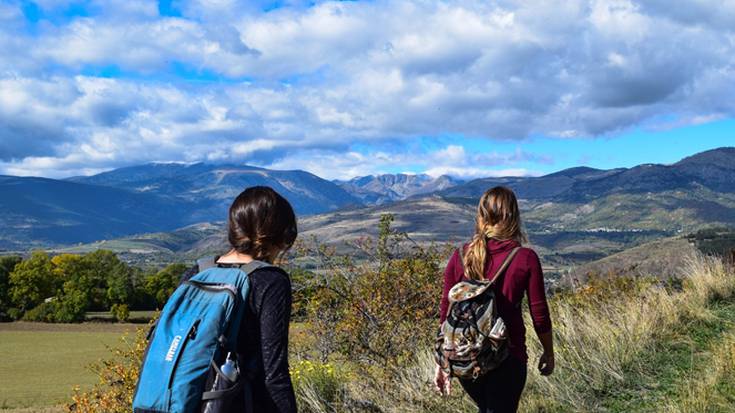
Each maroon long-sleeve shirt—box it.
[439,238,552,364]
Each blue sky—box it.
[0,0,733,179]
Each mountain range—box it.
[2,147,734,260]
[1,163,361,249]
[439,147,735,235]
[440,147,735,202]
[68,163,362,222]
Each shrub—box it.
[111,303,130,322]
[22,301,59,322]
[290,359,345,412]
[289,266,319,321]
[0,255,22,320]
[55,287,90,323]
[300,214,450,376]
[6,307,24,321]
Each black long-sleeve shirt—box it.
[181,263,297,412]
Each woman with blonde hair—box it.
[434,186,554,413]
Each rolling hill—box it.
[441,147,735,233]
[51,222,225,268]
[160,147,735,269]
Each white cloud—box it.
[0,0,734,178]
[264,144,545,180]
[424,166,537,179]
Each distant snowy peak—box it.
[335,173,463,205]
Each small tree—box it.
[111,303,130,322]
[106,263,134,310]
[83,250,129,311]
[0,255,22,320]
[9,251,58,313]
[146,263,188,308]
[51,254,95,322]
[301,214,450,372]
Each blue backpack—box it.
[133,258,273,413]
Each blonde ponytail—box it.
[462,186,525,280]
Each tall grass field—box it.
[291,254,735,412]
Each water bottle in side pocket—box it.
[201,352,240,413]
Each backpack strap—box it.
[488,247,521,285]
[196,256,218,272]
[455,246,521,284]
[236,260,274,274]
[197,256,276,275]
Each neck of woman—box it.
[216,249,256,264]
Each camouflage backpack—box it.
[434,247,520,380]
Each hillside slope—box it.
[69,162,362,219]
[0,176,184,249]
[562,236,698,287]
[1,163,363,249]
[441,147,735,202]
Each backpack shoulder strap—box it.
[237,260,277,275]
[488,247,521,285]
[198,256,278,275]
[196,256,218,272]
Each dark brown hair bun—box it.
[227,186,298,262]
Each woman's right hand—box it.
[538,351,555,376]
[434,364,451,396]
[537,330,555,376]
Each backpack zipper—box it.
[166,319,201,391]
[184,280,238,301]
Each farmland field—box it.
[0,322,140,411]
[0,321,309,412]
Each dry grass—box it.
[520,254,734,412]
[353,253,735,413]
[663,332,735,413]
[0,407,65,413]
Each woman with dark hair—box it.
[181,186,298,413]
[434,186,554,413]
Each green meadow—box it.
[0,322,139,411]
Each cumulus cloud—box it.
[0,0,733,178]
[267,144,546,180]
